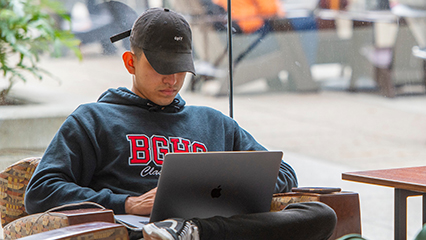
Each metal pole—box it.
[227,0,233,118]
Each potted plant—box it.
[0,0,82,105]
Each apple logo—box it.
[211,185,222,198]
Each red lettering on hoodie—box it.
[127,134,207,166]
[127,134,151,165]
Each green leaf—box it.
[13,43,31,57]
[9,0,25,18]
[0,0,82,100]
[3,29,17,44]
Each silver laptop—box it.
[115,151,283,228]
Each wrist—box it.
[125,196,136,214]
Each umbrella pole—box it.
[227,0,234,118]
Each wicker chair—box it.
[0,157,128,240]
[0,157,41,227]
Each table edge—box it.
[342,172,426,193]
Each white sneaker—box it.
[143,218,200,240]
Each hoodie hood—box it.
[97,87,186,113]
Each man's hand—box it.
[125,187,157,216]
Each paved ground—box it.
[1,44,426,239]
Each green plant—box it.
[0,0,82,105]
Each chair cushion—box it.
[0,157,41,226]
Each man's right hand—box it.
[125,187,157,216]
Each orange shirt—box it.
[212,0,284,33]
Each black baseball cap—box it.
[110,8,195,75]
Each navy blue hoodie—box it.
[25,87,297,214]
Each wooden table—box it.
[342,166,426,240]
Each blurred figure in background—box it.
[211,0,284,34]
[202,0,320,66]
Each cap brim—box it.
[110,30,131,43]
[144,50,196,75]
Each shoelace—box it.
[178,221,196,240]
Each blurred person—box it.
[25,8,337,240]
[211,0,284,34]
[208,0,321,66]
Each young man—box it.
[25,8,336,240]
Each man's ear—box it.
[122,51,135,75]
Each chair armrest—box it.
[3,208,114,239]
[271,187,361,240]
[17,222,128,240]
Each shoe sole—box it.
[143,225,174,240]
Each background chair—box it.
[392,2,426,95]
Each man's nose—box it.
[163,74,177,85]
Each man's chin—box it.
[153,97,175,106]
